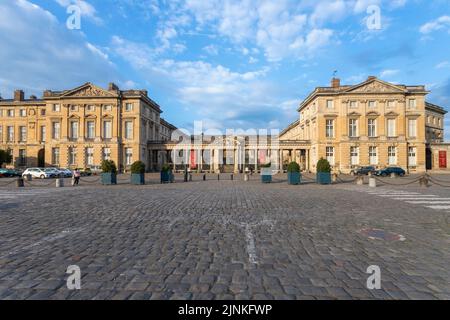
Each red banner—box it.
[439,151,447,168]
[258,150,266,165]
[190,150,197,169]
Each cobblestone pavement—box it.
[0,174,449,300]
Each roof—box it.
[297,77,429,112]
[160,118,177,130]
[280,119,300,137]
[425,102,448,115]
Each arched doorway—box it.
[38,148,45,168]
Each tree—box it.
[0,150,12,167]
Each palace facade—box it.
[0,83,176,171]
[1,77,448,173]
[280,76,447,173]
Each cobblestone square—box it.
[0,174,449,300]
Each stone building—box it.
[280,76,447,173]
[0,83,176,172]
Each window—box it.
[369,147,378,165]
[70,121,79,139]
[86,121,95,139]
[326,119,334,138]
[52,122,60,139]
[53,104,61,112]
[7,109,14,117]
[18,149,26,166]
[349,101,358,108]
[350,146,359,166]
[103,105,112,111]
[125,121,133,139]
[19,126,26,142]
[103,121,112,139]
[20,109,26,117]
[70,105,78,112]
[408,147,417,166]
[102,148,111,161]
[388,146,397,165]
[368,101,376,108]
[326,100,334,109]
[438,118,442,127]
[387,100,395,108]
[41,109,46,116]
[408,99,416,109]
[326,147,335,165]
[408,119,417,138]
[52,148,60,165]
[69,147,77,165]
[86,148,94,166]
[387,119,396,137]
[125,103,133,111]
[0,109,3,117]
[40,126,46,142]
[0,126,2,142]
[7,126,14,142]
[349,119,358,137]
[125,148,133,165]
[368,119,377,137]
[87,105,95,112]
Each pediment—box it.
[366,111,380,117]
[385,111,399,117]
[61,83,116,98]
[344,79,407,94]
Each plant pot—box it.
[101,173,117,185]
[261,167,272,183]
[131,173,145,185]
[287,172,301,185]
[161,171,171,183]
[316,172,331,185]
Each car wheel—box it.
[381,173,388,177]
[399,173,405,177]
[40,174,45,179]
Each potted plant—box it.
[101,160,117,185]
[287,162,301,185]
[260,162,272,183]
[130,161,145,185]
[316,158,332,185]
[161,164,172,183]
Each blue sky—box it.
[0,0,449,138]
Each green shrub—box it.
[161,164,172,172]
[130,161,145,174]
[101,160,117,174]
[316,158,331,173]
[260,162,271,168]
[287,162,300,173]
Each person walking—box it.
[73,169,81,186]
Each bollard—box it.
[419,176,429,187]
[16,178,24,188]
[217,174,220,181]
[369,177,377,188]
[203,174,206,181]
[25,174,32,182]
[332,173,338,183]
[390,172,396,179]
[189,174,193,182]
[56,178,64,188]
[244,174,249,182]
[356,176,364,185]
[231,174,234,181]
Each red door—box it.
[439,151,447,169]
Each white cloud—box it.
[203,44,219,55]
[420,15,450,34]
[54,0,102,24]
[436,61,450,69]
[0,0,117,98]
[379,69,399,78]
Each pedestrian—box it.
[73,169,81,186]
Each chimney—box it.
[14,90,25,101]
[331,78,340,88]
[108,82,119,91]
[367,76,376,81]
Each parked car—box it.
[45,168,62,178]
[22,168,54,179]
[57,168,73,178]
[350,166,376,176]
[75,168,92,176]
[0,168,21,177]
[375,167,406,177]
